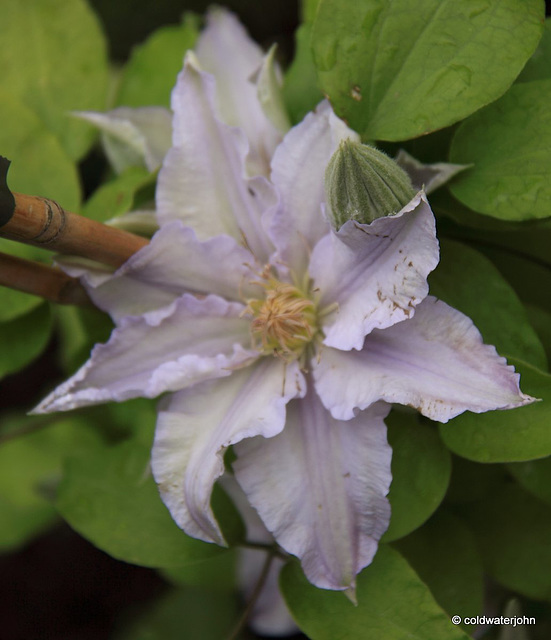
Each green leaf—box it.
[393,511,484,629]
[508,456,551,508]
[312,0,544,141]
[113,587,239,640]
[517,18,551,83]
[56,434,227,568]
[0,0,108,160]
[82,166,155,223]
[395,125,458,165]
[526,304,551,367]
[62,400,159,449]
[116,15,198,108]
[0,94,81,211]
[161,548,237,590]
[0,282,42,323]
[383,411,451,541]
[0,238,49,264]
[0,414,101,551]
[445,456,510,505]
[280,545,470,640]
[0,304,52,379]
[211,483,246,547]
[428,240,547,370]
[460,483,551,601]
[283,24,323,124]
[439,359,551,462]
[432,190,551,270]
[431,189,513,229]
[476,246,551,312]
[302,0,322,23]
[54,305,113,373]
[449,80,551,221]
[98,398,158,443]
[0,236,52,323]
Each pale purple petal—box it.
[234,392,392,590]
[60,221,260,321]
[239,552,298,636]
[195,7,282,176]
[151,359,306,544]
[395,149,470,194]
[56,255,177,322]
[220,476,298,636]
[156,53,277,261]
[105,209,158,236]
[269,101,359,277]
[256,45,291,135]
[75,107,172,173]
[310,192,439,351]
[33,295,256,413]
[314,296,537,423]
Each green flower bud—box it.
[325,139,416,230]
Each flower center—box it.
[243,275,318,361]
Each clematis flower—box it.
[74,106,173,175]
[221,476,299,636]
[35,9,534,595]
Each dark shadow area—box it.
[0,523,166,640]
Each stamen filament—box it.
[242,270,319,362]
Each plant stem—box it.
[0,251,91,306]
[239,540,287,560]
[226,550,275,640]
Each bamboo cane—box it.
[0,155,149,269]
[0,252,91,306]
[0,156,150,307]
[0,191,149,269]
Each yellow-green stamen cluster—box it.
[244,276,319,361]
